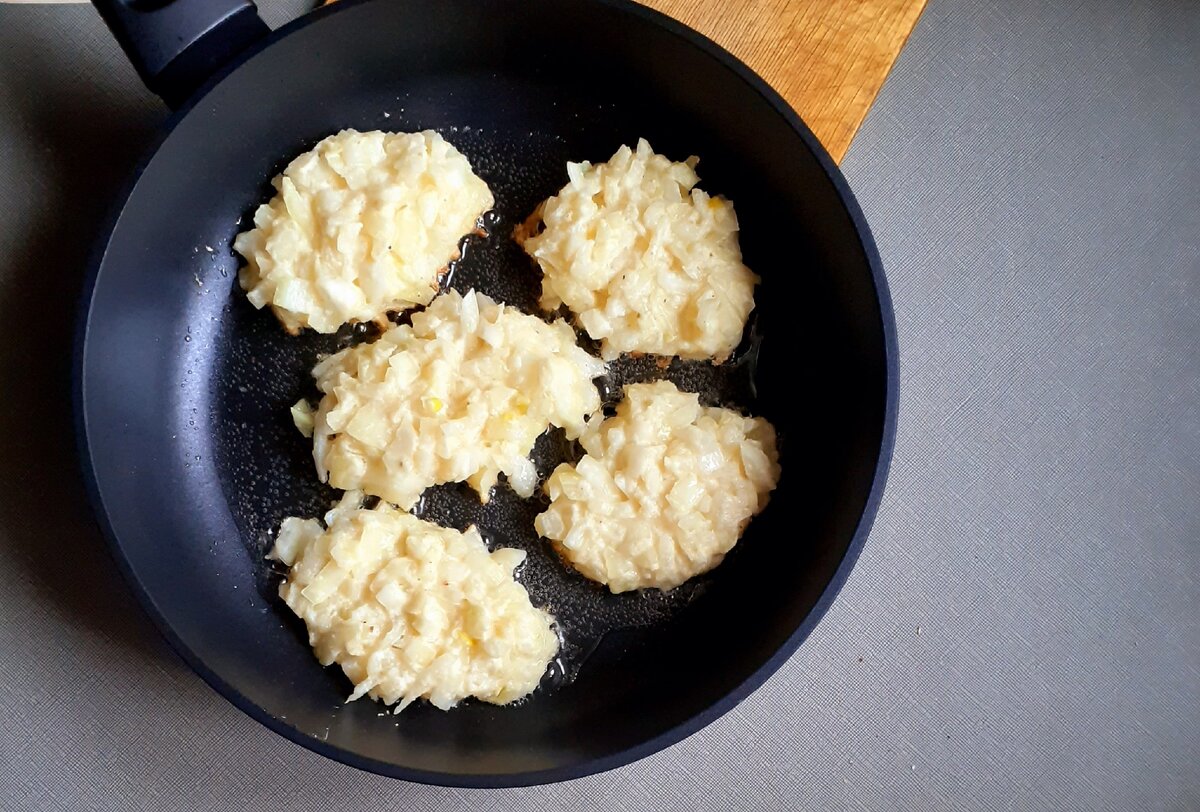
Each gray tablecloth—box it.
[0,0,1196,809]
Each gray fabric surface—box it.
[1,0,1197,808]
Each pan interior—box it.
[80,0,888,782]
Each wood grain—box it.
[637,0,927,162]
[323,0,925,162]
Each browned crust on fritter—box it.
[512,203,546,249]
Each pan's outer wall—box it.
[76,0,897,787]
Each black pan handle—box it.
[92,0,270,109]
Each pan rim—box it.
[73,0,899,788]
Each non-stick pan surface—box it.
[76,0,896,786]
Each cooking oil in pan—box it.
[214,123,766,703]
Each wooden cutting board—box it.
[639,0,928,163]
[322,0,926,162]
[34,0,925,160]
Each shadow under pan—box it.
[76,0,895,786]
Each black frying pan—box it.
[76,0,897,787]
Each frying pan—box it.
[76,0,897,787]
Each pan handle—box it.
[92,0,270,109]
